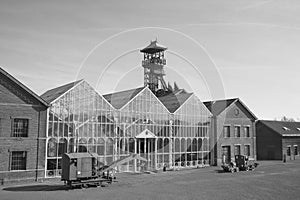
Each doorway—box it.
[222,146,231,164]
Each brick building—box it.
[0,67,48,184]
[204,98,257,166]
[256,120,300,160]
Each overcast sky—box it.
[0,0,300,120]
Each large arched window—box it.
[58,138,68,156]
[69,138,75,153]
[163,138,169,153]
[180,138,186,152]
[106,138,114,156]
[157,138,163,153]
[128,138,135,153]
[47,138,57,157]
[78,138,87,152]
[88,138,97,153]
[192,138,197,152]
[175,138,180,153]
[187,138,192,153]
[197,138,203,151]
[97,138,105,156]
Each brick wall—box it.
[256,122,282,160]
[0,73,47,184]
[282,137,300,160]
[216,102,256,165]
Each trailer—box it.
[61,152,147,188]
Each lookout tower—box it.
[140,40,168,94]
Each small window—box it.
[234,145,241,155]
[244,126,250,137]
[234,126,241,137]
[223,126,230,138]
[287,146,291,156]
[283,127,290,131]
[11,151,27,170]
[12,119,29,137]
[244,145,250,156]
[294,146,298,156]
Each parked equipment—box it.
[221,161,239,173]
[61,152,147,188]
[221,155,258,173]
[235,155,258,171]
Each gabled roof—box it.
[103,87,145,109]
[204,98,257,119]
[204,98,237,116]
[41,79,83,103]
[0,67,48,107]
[158,92,193,113]
[258,120,300,137]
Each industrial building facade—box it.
[0,68,48,183]
[256,120,300,160]
[204,98,257,166]
[41,80,212,177]
[0,40,262,182]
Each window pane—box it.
[12,119,29,137]
[223,126,230,138]
[11,151,27,170]
[234,126,240,137]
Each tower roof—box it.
[140,40,167,54]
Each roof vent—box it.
[282,126,290,131]
[297,128,300,131]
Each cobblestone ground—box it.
[1,160,300,200]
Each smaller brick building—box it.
[256,120,300,161]
[0,67,48,184]
[204,98,257,166]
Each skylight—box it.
[282,126,291,131]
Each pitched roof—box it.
[103,87,145,109]
[204,98,257,120]
[140,40,167,54]
[258,120,300,136]
[0,67,48,107]
[41,79,83,103]
[158,92,193,113]
[204,98,238,116]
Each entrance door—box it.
[135,129,157,172]
[136,138,156,171]
[222,146,231,164]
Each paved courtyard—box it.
[1,160,300,200]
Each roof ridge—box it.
[103,86,145,97]
[0,67,48,107]
[41,79,83,96]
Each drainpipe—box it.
[36,110,41,182]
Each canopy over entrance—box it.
[135,129,157,139]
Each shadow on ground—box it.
[3,184,69,192]
[215,169,227,173]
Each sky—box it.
[0,0,300,120]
